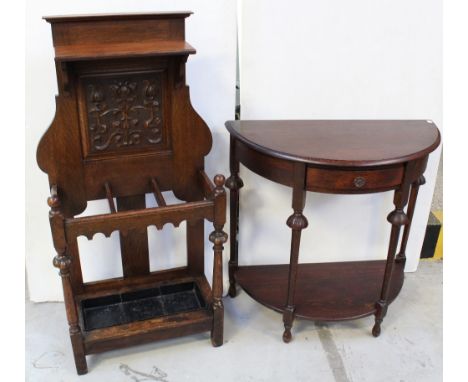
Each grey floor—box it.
[26,260,442,382]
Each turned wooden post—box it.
[282,163,308,343]
[209,175,228,346]
[395,175,426,265]
[372,163,418,337]
[226,136,244,298]
[48,186,87,375]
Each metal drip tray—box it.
[81,281,207,331]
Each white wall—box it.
[238,0,442,270]
[26,1,237,302]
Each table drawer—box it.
[306,166,404,194]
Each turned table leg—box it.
[373,166,418,337]
[226,136,243,298]
[210,175,228,347]
[396,175,425,265]
[283,163,308,343]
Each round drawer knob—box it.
[353,176,366,188]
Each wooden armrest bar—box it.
[104,182,117,213]
[150,178,167,207]
[198,170,215,199]
[65,200,214,239]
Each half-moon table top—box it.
[225,120,440,167]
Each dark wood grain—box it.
[282,163,308,343]
[79,267,191,298]
[44,12,194,62]
[53,41,196,62]
[209,176,228,346]
[37,13,226,374]
[235,261,404,321]
[43,11,193,23]
[65,201,214,239]
[396,175,425,265]
[150,178,167,207]
[187,219,205,275]
[227,119,440,342]
[371,160,419,337]
[84,309,212,354]
[235,139,294,188]
[37,96,87,217]
[116,195,150,278]
[306,165,404,194]
[226,135,243,297]
[226,120,440,167]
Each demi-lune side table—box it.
[225,120,440,342]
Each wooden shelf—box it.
[54,40,196,62]
[235,260,404,321]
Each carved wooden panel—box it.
[79,70,169,158]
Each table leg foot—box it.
[372,320,382,337]
[282,306,295,343]
[228,282,237,298]
[211,334,223,347]
[372,299,387,337]
[283,328,292,343]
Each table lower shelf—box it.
[235,260,404,321]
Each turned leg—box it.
[396,175,425,265]
[226,137,243,298]
[48,188,87,374]
[372,166,419,337]
[209,175,228,347]
[282,164,308,343]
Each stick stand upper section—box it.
[37,12,212,217]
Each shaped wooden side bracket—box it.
[198,170,215,199]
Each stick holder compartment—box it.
[82,281,207,331]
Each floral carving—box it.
[142,80,163,143]
[84,73,164,154]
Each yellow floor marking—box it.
[432,210,443,260]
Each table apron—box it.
[235,139,429,195]
[306,166,404,194]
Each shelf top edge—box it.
[43,11,193,23]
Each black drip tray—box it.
[81,281,207,331]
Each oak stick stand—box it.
[37,12,227,375]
